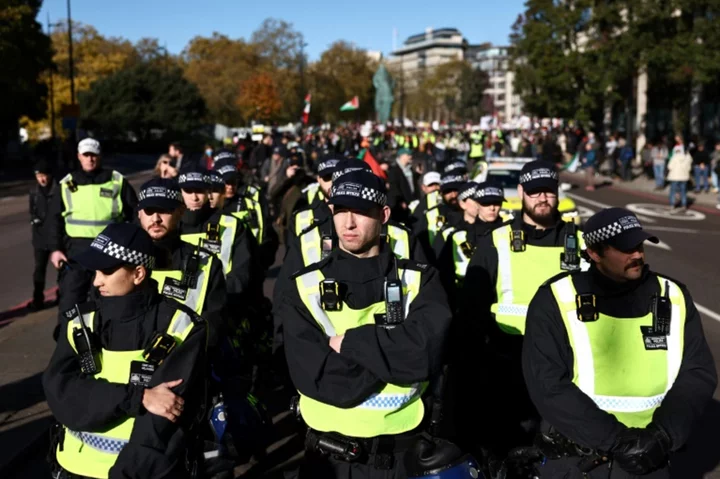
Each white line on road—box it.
[696,303,720,323]
[566,193,657,223]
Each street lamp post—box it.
[67,0,75,106]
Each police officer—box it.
[29,159,58,310]
[213,153,277,271]
[435,182,506,307]
[47,138,138,336]
[43,223,207,479]
[176,164,260,302]
[136,178,227,346]
[412,171,466,264]
[460,160,589,459]
[523,208,717,478]
[279,170,452,478]
[208,170,227,210]
[408,171,442,222]
[287,157,342,240]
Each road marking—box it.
[627,203,706,221]
[696,303,720,324]
[648,240,672,251]
[567,193,657,223]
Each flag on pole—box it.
[301,93,311,125]
[340,96,359,111]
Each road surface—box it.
[1,178,719,477]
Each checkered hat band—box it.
[217,165,236,175]
[519,168,558,184]
[139,187,181,202]
[584,221,635,246]
[458,187,478,200]
[96,240,155,269]
[178,173,209,184]
[331,184,387,206]
[442,175,465,185]
[318,159,340,173]
[477,187,504,198]
[209,175,225,185]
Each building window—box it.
[498,94,505,101]
[498,82,506,90]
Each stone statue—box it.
[373,64,394,124]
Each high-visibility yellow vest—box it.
[385,224,411,260]
[408,199,420,214]
[181,215,238,276]
[151,252,214,314]
[425,206,447,246]
[56,306,196,478]
[60,171,124,238]
[294,209,316,236]
[469,133,484,159]
[549,274,686,428]
[299,224,411,267]
[294,266,427,437]
[231,197,264,242]
[451,230,473,283]
[491,224,588,335]
[301,183,325,205]
[242,184,261,204]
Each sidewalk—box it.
[0,306,56,474]
[563,170,720,210]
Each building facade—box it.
[468,45,523,124]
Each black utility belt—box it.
[305,428,419,468]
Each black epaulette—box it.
[298,218,324,237]
[62,301,98,322]
[650,271,688,291]
[163,296,204,325]
[289,255,333,280]
[397,258,433,274]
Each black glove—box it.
[611,423,672,474]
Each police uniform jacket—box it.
[287,199,332,248]
[278,246,452,408]
[411,203,464,265]
[46,168,138,255]
[30,179,59,249]
[461,214,577,331]
[178,204,261,300]
[522,265,717,452]
[42,280,207,478]
[153,233,228,347]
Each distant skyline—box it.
[39,0,526,60]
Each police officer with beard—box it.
[523,208,716,478]
[279,170,452,478]
[459,160,589,462]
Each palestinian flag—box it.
[340,96,359,111]
[359,148,387,180]
[301,93,311,125]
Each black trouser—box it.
[536,456,670,478]
[284,449,408,479]
[33,247,51,302]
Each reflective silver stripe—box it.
[219,217,235,273]
[401,269,421,319]
[452,231,469,278]
[170,311,194,337]
[71,311,95,332]
[387,225,410,259]
[494,226,514,305]
[110,171,122,218]
[184,266,207,312]
[299,270,337,336]
[296,210,313,235]
[442,226,456,241]
[358,385,422,410]
[588,394,666,413]
[659,277,683,393]
[67,430,127,454]
[65,218,113,226]
[495,303,528,317]
[300,227,322,265]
